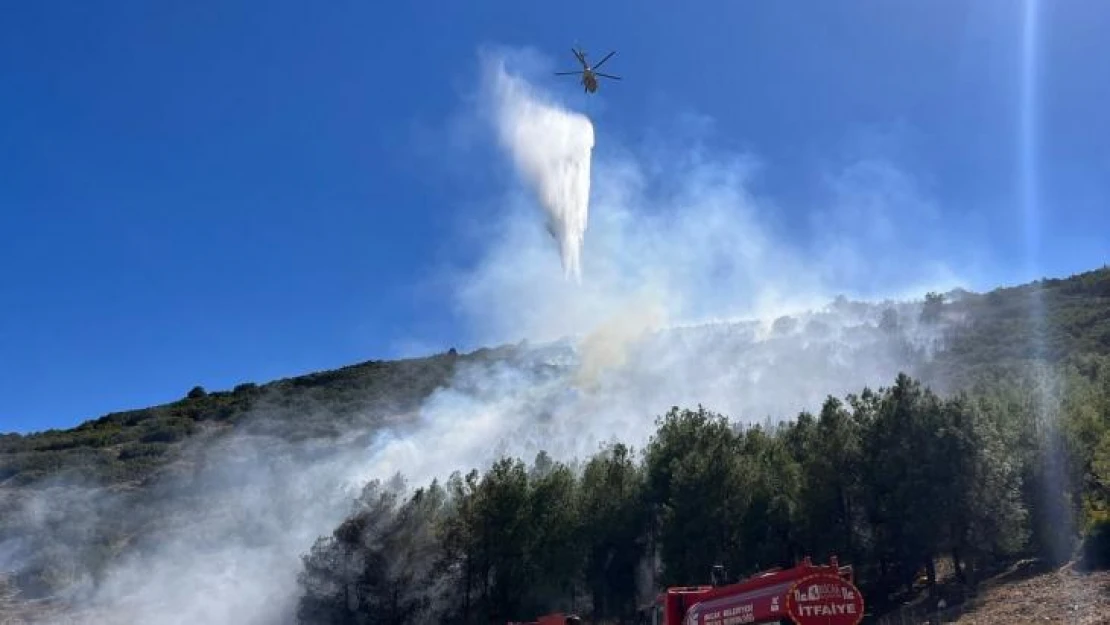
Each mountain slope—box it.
[5,265,1108,489]
[923,265,1110,388]
[1,264,1108,616]
[0,346,521,488]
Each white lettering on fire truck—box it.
[793,602,858,617]
[701,602,755,625]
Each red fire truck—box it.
[513,555,864,625]
[648,556,864,625]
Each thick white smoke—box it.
[3,430,382,625]
[3,46,982,625]
[489,57,595,282]
[348,49,974,489]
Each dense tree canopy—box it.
[296,362,1110,624]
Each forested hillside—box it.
[0,346,507,487]
[2,266,1109,623]
[294,266,1110,623]
[0,346,496,604]
[4,266,1106,490]
[295,372,1110,623]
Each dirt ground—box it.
[948,562,1110,625]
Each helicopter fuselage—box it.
[581,70,598,92]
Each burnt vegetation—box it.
[3,266,1110,622]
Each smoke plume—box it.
[0,46,981,624]
[489,56,595,282]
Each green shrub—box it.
[117,443,168,462]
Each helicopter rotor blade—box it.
[592,50,616,69]
[595,72,621,80]
[554,71,581,76]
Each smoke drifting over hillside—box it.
[3,47,971,624]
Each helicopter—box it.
[554,47,621,93]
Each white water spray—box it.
[490,61,595,282]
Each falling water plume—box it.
[1020,0,1075,567]
[491,62,595,282]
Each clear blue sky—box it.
[2,0,1108,433]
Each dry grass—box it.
[948,561,1110,625]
